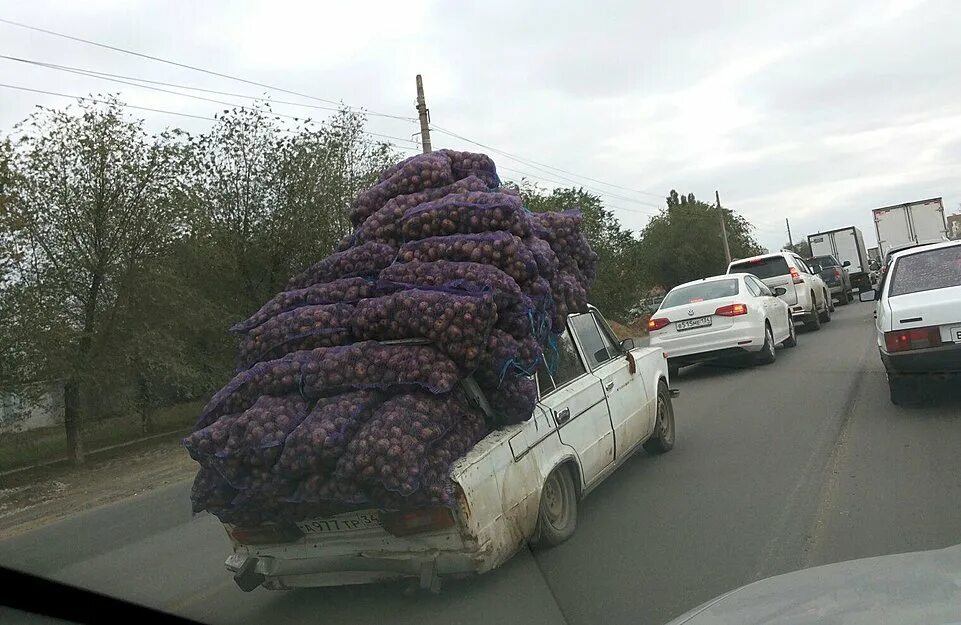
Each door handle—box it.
[605,381,614,391]
[555,408,571,426]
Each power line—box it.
[0,17,417,122]
[431,124,665,199]
[0,54,415,121]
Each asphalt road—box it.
[3,301,961,625]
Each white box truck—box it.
[873,197,948,258]
[807,226,872,292]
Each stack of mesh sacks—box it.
[185,149,598,526]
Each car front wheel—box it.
[644,381,675,454]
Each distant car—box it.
[807,254,853,305]
[647,273,797,378]
[727,251,832,331]
[861,240,961,404]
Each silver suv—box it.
[727,251,833,331]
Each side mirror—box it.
[859,290,876,302]
[842,260,851,267]
[773,287,787,296]
[619,337,636,351]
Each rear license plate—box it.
[951,326,961,343]
[297,512,382,535]
[676,316,712,331]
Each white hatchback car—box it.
[647,273,797,377]
[861,239,961,404]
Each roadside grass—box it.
[0,401,201,473]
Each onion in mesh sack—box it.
[350,153,454,226]
[474,329,543,390]
[363,404,488,509]
[286,242,395,289]
[400,191,531,240]
[236,304,354,371]
[335,392,459,497]
[350,289,496,371]
[197,343,458,428]
[278,390,384,478]
[230,278,374,334]
[190,467,238,515]
[378,260,533,339]
[436,149,499,187]
[398,232,539,286]
[487,376,537,425]
[530,210,598,287]
[524,236,560,282]
[354,176,490,248]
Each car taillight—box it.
[648,317,670,331]
[714,303,748,317]
[228,524,302,545]
[789,267,803,284]
[833,269,841,279]
[884,327,943,353]
[380,507,455,537]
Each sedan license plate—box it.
[297,512,382,535]
[951,325,961,343]
[676,316,712,331]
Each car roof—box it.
[669,274,745,291]
[729,251,792,265]
[890,239,960,261]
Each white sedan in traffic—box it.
[648,273,797,378]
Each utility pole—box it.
[415,74,432,153]
[716,190,731,265]
[785,218,794,249]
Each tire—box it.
[827,292,835,313]
[888,374,918,406]
[805,294,822,331]
[755,324,776,365]
[819,293,832,323]
[532,465,578,548]
[644,381,675,454]
[836,290,848,306]
[847,289,854,303]
[782,316,798,347]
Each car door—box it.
[536,328,614,486]
[751,276,787,338]
[568,312,650,463]
[794,255,822,308]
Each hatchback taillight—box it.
[790,267,803,284]
[715,303,748,317]
[884,327,942,353]
[648,317,670,331]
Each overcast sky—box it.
[2,0,959,251]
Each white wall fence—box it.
[0,381,65,434]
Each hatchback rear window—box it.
[888,246,961,297]
[661,279,739,308]
[729,257,790,280]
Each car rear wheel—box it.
[644,381,675,454]
[805,293,822,331]
[532,465,578,548]
[755,324,776,365]
[782,317,798,348]
[827,292,835,313]
[836,290,848,306]
[819,293,832,323]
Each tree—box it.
[516,183,643,319]
[184,105,396,314]
[636,190,765,289]
[1,96,189,463]
[783,241,812,257]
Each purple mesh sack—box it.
[354,176,490,248]
[524,236,560,282]
[400,191,531,240]
[488,376,537,425]
[363,404,488,509]
[277,390,384,478]
[236,304,354,371]
[230,278,374,334]
[289,474,369,507]
[474,329,544,390]
[335,392,460,497]
[437,149,500,187]
[398,232,539,286]
[299,342,461,397]
[350,153,454,226]
[190,467,238,516]
[286,242,395,289]
[530,210,598,288]
[378,260,533,338]
[350,289,496,371]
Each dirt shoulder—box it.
[0,437,197,540]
